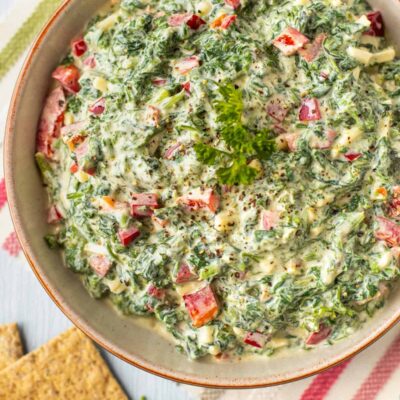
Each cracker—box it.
[0,327,127,399]
[0,323,23,370]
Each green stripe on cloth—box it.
[0,0,63,81]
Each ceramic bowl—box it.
[4,0,400,388]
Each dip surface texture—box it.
[36,0,400,359]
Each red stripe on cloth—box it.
[352,334,400,400]
[2,232,21,257]
[0,179,7,210]
[300,359,352,400]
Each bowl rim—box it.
[4,0,400,389]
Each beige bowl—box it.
[4,0,400,388]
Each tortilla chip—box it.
[0,323,23,370]
[0,327,127,399]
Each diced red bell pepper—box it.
[52,65,81,94]
[83,55,96,68]
[261,210,279,231]
[85,167,96,176]
[183,285,219,328]
[182,81,191,94]
[36,86,66,158]
[130,193,159,218]
[266,102,288,122]
[375,216,400,247]
[70,163,79,174]
[273,27,309,56]
[186,14,206,30]
[54,113,65,137]
[364,11,385,37]
[167,13,205,30]
[47,205,63,224]
[147,284,166,300]
[168,13,191,27]
[88,255,112,277]
[71,36,88,57]
[175,56,200,75]
[299,33,327,62]
[176,263,197,284]
[118,227,140,246]
[220,14,237,29]
[306,324,332,345]
[177,188,220,213]
[131,193,159,208]
[89,97,106,115]
[224,0,240,9]
[244,332,268,348]
[344,152,362,162]
[299,98,321,121]
[210,14,237,30]
[152,77,167,86]
[164,142,182,159]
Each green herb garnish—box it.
[194,84,276,185]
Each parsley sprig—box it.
[194,84,276,185]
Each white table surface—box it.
[0,1,192,399]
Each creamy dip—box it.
[36,0,400,359]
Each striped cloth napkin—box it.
[1,1,400,399]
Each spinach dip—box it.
[36,0,400,359]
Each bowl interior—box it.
[5,0,400,387]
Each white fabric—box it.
[0,0,40,48]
